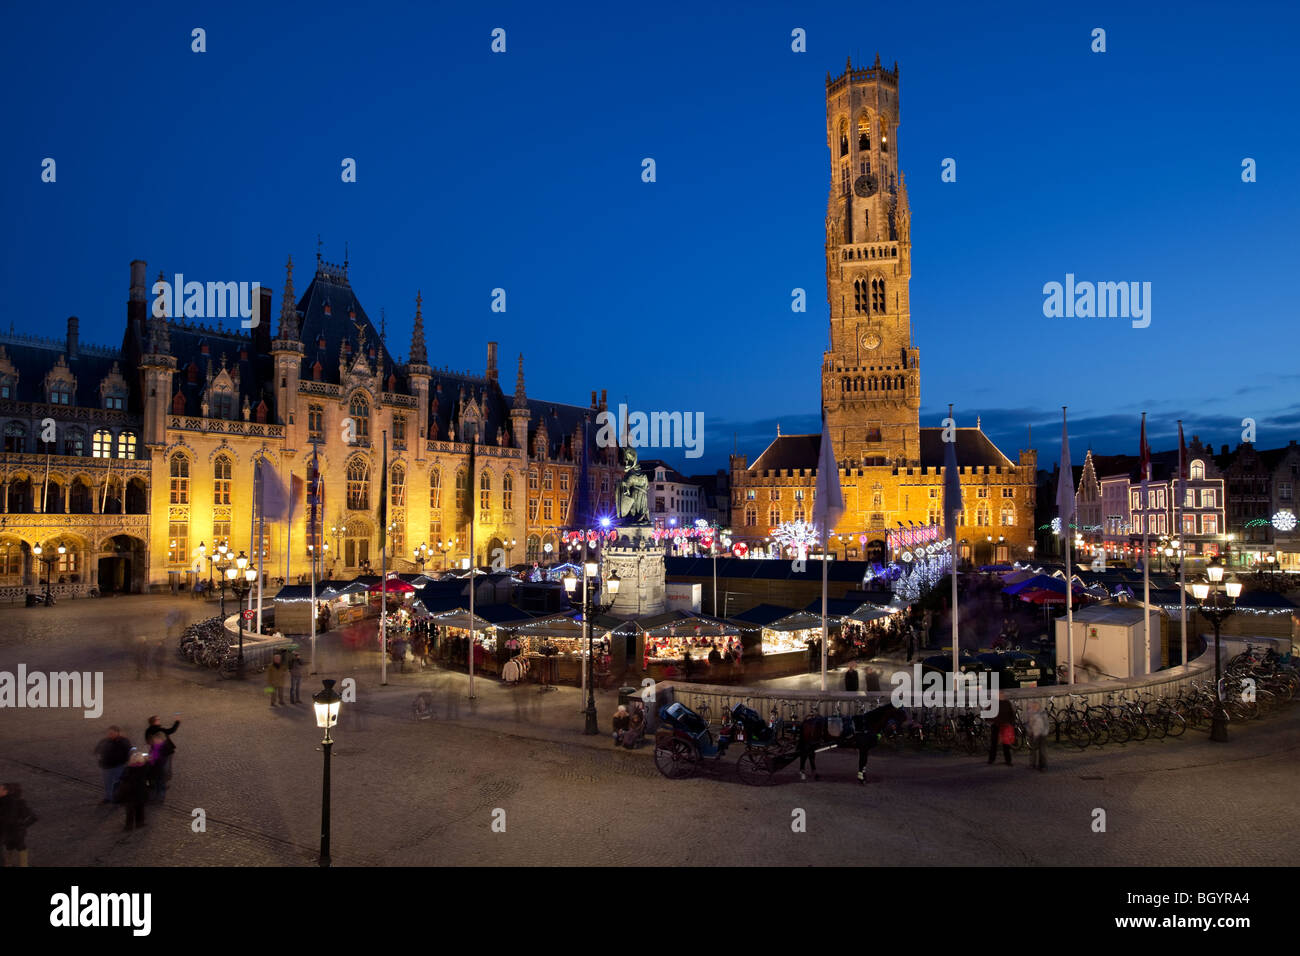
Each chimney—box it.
[600,389,607,410]
[128,259,147,337]
[591,390,597,409]
[66,316,80,360]
[486,341,498,383]
[255,286,273,355]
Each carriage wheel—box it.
[736,750,775,786]
[654,739,699,779]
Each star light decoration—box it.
[1273,510,1297,533]
[770,520,820,560]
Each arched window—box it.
[117,432,137,459]
[744,505,757,526]
[212,383,234,420]
[169,454,189,504]
[3,422,25,453]
[348,394,370,441]
[64,427,85,457]
[429,468,442,511]
[213,455,232,505]
[346,457,370,510]
[1190,460,1205,480]
[526,534,541,562]
[858,114,870,150]
[503,472,514,512]
[391,463,405,507]
[871,278,886,313]
[455,467,469,514]
[839,118,848,156]
[308,404,324,437]
[769,506,781,527]
[479,470,491,514]
[69,477,93,514]
[854,277,869,314]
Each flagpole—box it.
[1064,407,1074,686]
[820,516,828,693]
[468,437,476,700]
[310,441,319,675]
[948,404,960,682]
[1142,412,1151,675]
[248,464,257,622]
[257,465,266,635]
[380,430,388,687]
[101,454,112,514]
[286,472,293,586]
[41,445,51,513]
[1178,420,1187,669]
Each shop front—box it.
[641,620,746,682]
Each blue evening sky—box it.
[3,0,1297,475]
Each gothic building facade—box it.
[0,254,619,595]
[729,56,1038,565]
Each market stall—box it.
[641,619,746,681]
[505,614,613,686]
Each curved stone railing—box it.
[648,636,1293,732]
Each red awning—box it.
[368,578,415,594]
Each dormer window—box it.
[104,394,125,410]
[0,377,12,399]
[51,385,73,405]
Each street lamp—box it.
[312,678,343,867]
[212,543,233,617]
[505,538,517,566]
[227,552,257,679]
[562,558,621,735]
[1188,558,1242,743]
[412,542,429,572]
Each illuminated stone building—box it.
[729,56,1037,564]
[0,254,618,594]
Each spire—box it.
[513,352,527,409]
[874,51,882,69]
[410,291,428,366]
[277,255,298,339]
[146,269,171,355]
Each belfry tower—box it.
[821,54,919,467]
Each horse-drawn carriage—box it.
[653,699,904,785]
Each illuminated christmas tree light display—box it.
[771,520,820,559]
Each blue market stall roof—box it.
[743,428,1012,472]
[665,556,869,583]
[730,603,800,627]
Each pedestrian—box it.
[612,704,631,746]
[682,651,694,679]
[987,692,1015,766]
[797,714,821,781]
[94,726,131,803]
[120,752,150,831]
[865,667,881,691]
[844,666,859,692]
[134,636,150,680]
[146,731,176,802]
[0,783,37,867]
[623,704,647,749]
[143,714,180,744]
[1027,701,1049,771]
[288,650,304,704]
[266,653,287,707]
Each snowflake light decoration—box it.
[771,520,820,559]
[1274,510,1297,532]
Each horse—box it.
[793,703,907,783]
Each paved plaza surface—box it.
[1,595,1297,867]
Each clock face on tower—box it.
[861,331,882,350]
[853,173,878,198]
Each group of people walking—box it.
[92,715,181,834]
[986,694,1049,771]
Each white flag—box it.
[813,417,844,533]
[1057,410,1075,526]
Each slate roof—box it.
[745,427,1016,472]
[0,337,130,409]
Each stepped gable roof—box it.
[0,335,125,409]
[426,370,509,443]
[166,324,273,420]
[294,264,396,386]
[917,427,1013,468]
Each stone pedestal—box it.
[604,526,666,619]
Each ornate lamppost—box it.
[1188,557,1241,743]
[226,552,257,679]
[312,679,343,867]
[212,542,233,617]
[413,542,430,573]
[32,543,65,605]
[562,560,621,735]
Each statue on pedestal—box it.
[617,447,650,526]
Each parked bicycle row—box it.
[668,644,1297,756]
